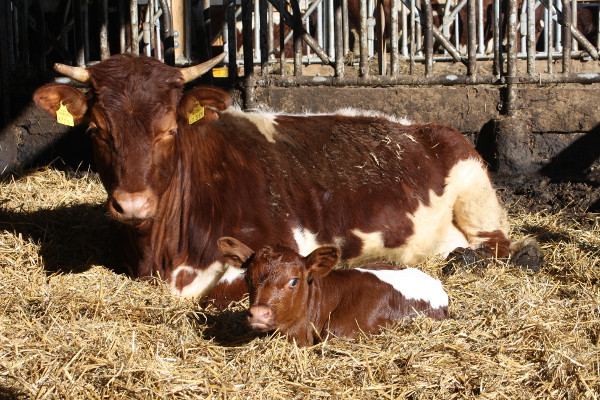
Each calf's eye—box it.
[288,278,298,288]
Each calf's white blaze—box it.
[356,267,449,309]
[171,262,227,298]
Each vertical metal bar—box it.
[254,0,260,63]
[119,0,126,53]
[154,0,162,61]
[279,0,285,75]
[493,0,501,76]
[291,0,303,76]
[416,0,422,55]
[477,0,484,53]
[467,0,476,75]
[506,0,518,116]
[100,0,110,59]
[391,0,399,75]
[368,0,375,56]
[242,0,253,76]
[377,0,386,75]
[547,0,553,73]
[410,0,415,74]
[401,1,407,56]
[423,0,433,76]
[268,2,274,58]
[556,0,562,51]
[360,0,368,77]
[317,1,323,51]
[144,4,152,56]
[227,0,237,77]
[328,0,335,58]
[342,0,349,55]
[570,0,576,50]
[561,0,571,74]
[527,0,536,75]
[130,0,139,55]
[260,0,268,74]
[334,0,345,76]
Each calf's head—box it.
[217,237,341,333]
[33,53,227,225]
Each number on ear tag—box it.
[56,102,75,126]
[188,103,205,125]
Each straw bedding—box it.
[1,167,598,399]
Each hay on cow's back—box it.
[0,167,599,399]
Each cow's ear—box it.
[179,86,232,124]
[33,84,88,125]
[305,247,340,279]
[217,237,254,268]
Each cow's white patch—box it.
[357,267,448,309]
[333,108,412,125]
[345,158,507,267]
[218,265,245,284]
[224,108,279,143]
[293,227,321,256]
[171,262,227,298]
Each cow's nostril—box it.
[111,198,124,214]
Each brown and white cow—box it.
[33,52,514,303]
[217,237,449,346]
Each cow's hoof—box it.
[443,247,487,275]
[510,238,543,272]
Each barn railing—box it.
[2,0,600,125]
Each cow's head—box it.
[217,237,341,333]
[33,53,228,226]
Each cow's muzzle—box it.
[247,304,276,332]
[108,188,157,224]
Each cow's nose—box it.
[109,189,157,222]
[248,305,274,325]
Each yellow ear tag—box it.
[56,101,75,127]
[188,103,205,125]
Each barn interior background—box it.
[0,2,599,398]
[1,0,600,177]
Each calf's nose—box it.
[248,304,275,326]
[109,189,157,222]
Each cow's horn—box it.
[54,63,90,83]
[180,52,227,83]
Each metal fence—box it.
[2,0,600,124]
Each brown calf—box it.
[217,237,449,347]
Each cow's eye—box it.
[288,278,298,288]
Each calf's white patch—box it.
[357,267,449,309]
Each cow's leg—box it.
[449,159,511,258]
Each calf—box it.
[217,237,449,347]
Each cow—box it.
[33,52,526,305]
[216,237,449,346]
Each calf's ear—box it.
[217,237,254,268]
[33,84,88,125]
[179,86,232,124]
[305,247,341,279]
